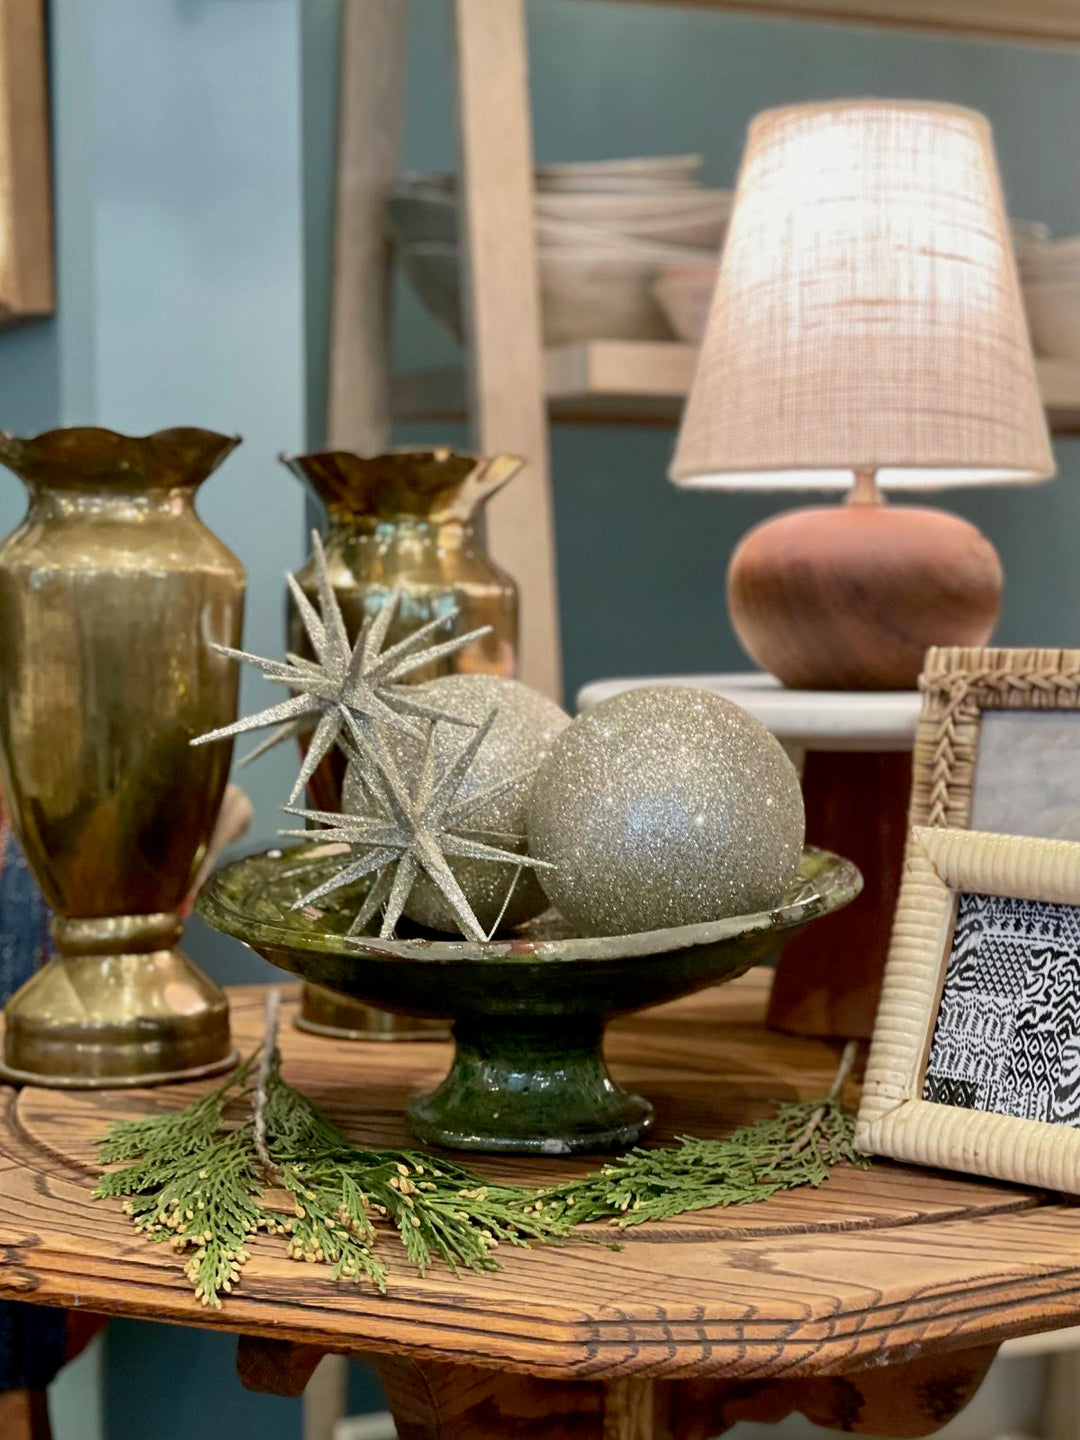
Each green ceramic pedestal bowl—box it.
[197,843,861,1156]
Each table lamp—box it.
[670,100,1055,690]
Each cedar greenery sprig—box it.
[255,1033,575,1283]
[94,996,577,1307]
[535,1042,865,1228]
[95,1000,867,1308]
[97,1050,259,1166]
[95,1055,268,1306]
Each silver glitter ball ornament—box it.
[526,686,804,937]
[344,674,569,935]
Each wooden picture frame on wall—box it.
[0,0,53,323]
[911,646,1080,837]
[856,825,1080,1191]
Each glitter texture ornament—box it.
[284,710,553,943]
[345,675,570,935]
[526,686,804,937]
[193,532,486,802]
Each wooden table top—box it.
[2,974,1079,1383]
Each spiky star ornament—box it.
[282,711,553,943]
[192,532,487,802]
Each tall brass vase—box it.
[283,447,522,1040]
[0,428,244,1087]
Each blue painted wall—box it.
[88,0,307,848]
[0,0,307,854]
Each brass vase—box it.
[282,447,522,1040]
[0,427,245,1087]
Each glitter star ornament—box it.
[347,675,570,934]
[192,532,488,801]
[285,710,554,943]
[527,686,804,937]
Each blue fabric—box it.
[0,817,51,998]
[0,812,70,1392]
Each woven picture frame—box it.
[911,646,1080,831]
[856,826,1080,1190]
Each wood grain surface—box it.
[453,0,563,699]
[0,1389,51,1440]
[726,504,1002,691]
[325,0,407,455]
[359,1344,1000,1439]
[0,977,1076,1388]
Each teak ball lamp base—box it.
[727,489,1003,691]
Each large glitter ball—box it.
[526,686,804,937]
[344,675,570,935]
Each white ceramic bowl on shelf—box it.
[1023,280,1080,359]
[533,188,730,224]
[557,204,728,251]
[399,241,686,346]
[1011,218,1053,258]
[392,154,726,347]
[404,155,704,196]
[1017,233,1080,285]
[534,153,702,191]
[534,174,702,195]
[547,206,729,250]
[1021,261,1080,287]
[386,194,730,253]
[652,264,719,344]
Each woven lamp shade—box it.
[670,100,1054,492]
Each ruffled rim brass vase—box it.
[282,446,522,1043]
[0,427,244,1087]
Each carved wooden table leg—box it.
[372,1355,610,1439]
[238,1340,997,1439]
[601,1379,674,1440]
[369,1345,998,1440]
[672,1343,1000,1438]
[238,1341,671,1437]
[236,1335,328,1398]
[0,1389,52,1440]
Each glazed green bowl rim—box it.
[197,842,862,964]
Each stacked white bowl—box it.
[388,156,732,347]
[1017,223,1080,360]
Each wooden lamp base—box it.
[727,491,1003,690]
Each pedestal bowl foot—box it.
[407,1017,653,1155]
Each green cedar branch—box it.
[94,1008,866,1307]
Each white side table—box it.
[577,674,921,1040]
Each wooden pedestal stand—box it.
[766,747,912,1038]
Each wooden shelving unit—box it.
[320,10,1080,1435]
[344,0,1080,698]
[395,342,1080,435]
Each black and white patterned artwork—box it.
[923,890,1080,1125]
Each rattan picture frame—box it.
[912,646,1080,832]
[856,825,1080,1190]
